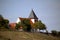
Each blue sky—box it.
[0,0,60,32]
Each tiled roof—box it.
[9,23,16,29]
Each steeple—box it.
[28,10,38,19]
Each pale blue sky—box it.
[0,0,60,32]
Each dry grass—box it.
[0,31,60,40]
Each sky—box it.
[0,0,60,32]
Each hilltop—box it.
[0,31,60,40]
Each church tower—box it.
[29,10,38,23]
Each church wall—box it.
[30,19,35,23]
[16,18,21,23]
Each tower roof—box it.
[28,10,38,19]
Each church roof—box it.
[28,10,38,19]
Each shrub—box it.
[57,32,60,37]
[51,30,57,36]
[51,30,60,37]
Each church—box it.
[16,10,38,24]
[9,10,38,30]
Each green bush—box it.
[21,19,31,32]
[0,15,9,29]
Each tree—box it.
[21,19,31,32]
[3,19,9,28]
[33,20,46,30]
[15,22,21,30]
[0,14,9,29]
[0,14,4,20]
[15,19,31,32]
[0,15,3,27]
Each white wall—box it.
[31,19,35,23]
[16,18,21,23]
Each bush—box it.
[51,30,60,37]
[57,32,60,37]
[51,30,57,36]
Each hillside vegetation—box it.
[0,31,60,40]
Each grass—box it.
[0,31,60,40]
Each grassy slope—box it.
[0,31,60,40]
